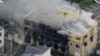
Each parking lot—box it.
[82,3,100,42]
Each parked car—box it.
[95,0,100,4]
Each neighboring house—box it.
[23,1,97,56]
[0,27,4,53]
[21,46,51,56]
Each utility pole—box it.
[9,19,14,56]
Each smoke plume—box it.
[0,0,97,37]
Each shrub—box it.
[79,0,94,7]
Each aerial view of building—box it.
[0,0,100,56]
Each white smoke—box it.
[25,0,97,37]
[0,0,97,37]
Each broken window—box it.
[85,35,87,39]
[90,36,93,42]
[83,42,87,47]
[76,44,80,48]
[76,37,80,40]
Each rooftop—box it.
[24,4,97,38]
[60,6,78,13]
[24,46,50,55]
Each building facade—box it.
[0,27,4,52]
[68,24,97,56]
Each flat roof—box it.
[25,46,50,55]
[60,6,78,13]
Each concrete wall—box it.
[0,27,4,48]
[81,34,97,56]
[68,25,97,56]
[68,41,81,55]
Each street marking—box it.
[90,3,100,11]
[90,5,96,9]
[82,6,100,12]
[95,14,100,19]
[82,3,100,11]
[94,3,100,7]
[84,7,92,11]
[91,7,100,11]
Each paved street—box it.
[82,3,100,12]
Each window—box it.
[85,35,87,39]
[76,44,80,48]
[76,37,80,40]
[70,43,72,45]
[64,12,66,16]
[0,40,2,43]
[83,42,87,47]
[0,33,2,36]
[90,36,93,42]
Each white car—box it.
[0,0,4,4]
[95,0,100,4]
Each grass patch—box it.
[79,0,94,7]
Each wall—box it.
[0,27,4,48]
[68,25,97,56]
